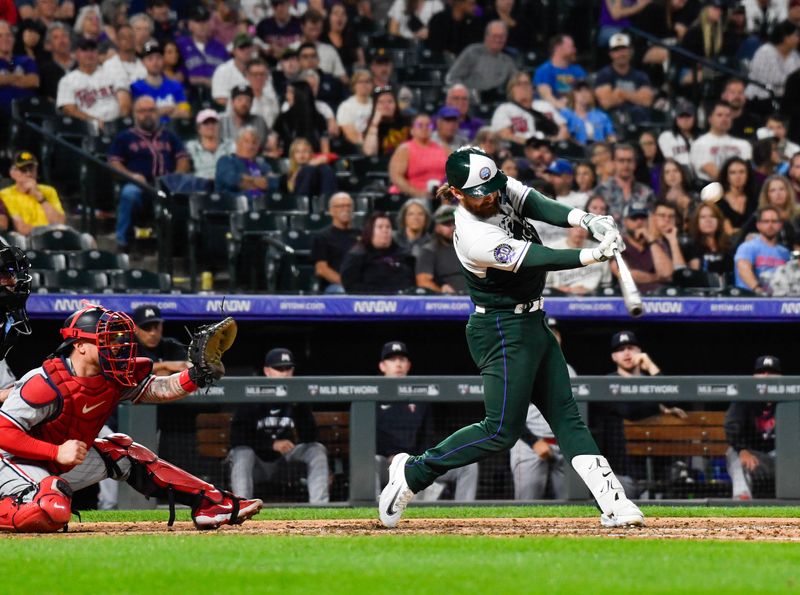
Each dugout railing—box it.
[116,376,800,508]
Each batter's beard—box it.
[461,192,501,219]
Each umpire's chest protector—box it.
[28,358,150,472]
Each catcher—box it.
[0,303,260,533]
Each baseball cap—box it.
[189,5,211,21]
[526,137,551,150]
[265,347,296,368]
[436,106,460,120]
[195,108,220,125]
[13,151,38,169]
[546,158,574,176]
[433,204,456,223]
[609,33,631,50]
[132,304,163,326]
[675,99,695,117]
[233,33,254,49]
[231,84,254,99]
[371,48,391,64]
[381,341,409,361]
[76,37,98,51]
[623,200,650,219]
[754,355,781,374]
[611,330,639,352]
[142,40,162,57]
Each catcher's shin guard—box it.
[0,476,73,533]
[94,433,261,529]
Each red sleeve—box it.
[0,417,59,461]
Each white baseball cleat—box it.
[379,453,415,528]
[600,498,645,528]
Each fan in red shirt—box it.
[0,303,262,533]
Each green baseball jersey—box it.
[453,177,585,308]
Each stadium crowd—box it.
[0,0,798,295]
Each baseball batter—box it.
[0,304,261,532]
[379,146,644,528]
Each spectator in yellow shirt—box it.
[0,152,66,235]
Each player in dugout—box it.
[379,146,645,529]
[0,303,262,533]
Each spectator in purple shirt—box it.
[0,19,39,117]
[175,5,229,90]
[108,95,190,252]
[255,0,301,59]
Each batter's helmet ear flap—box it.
[445,146,508,198]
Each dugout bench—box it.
[624,411,730,497]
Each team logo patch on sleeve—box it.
[493,244,515,263]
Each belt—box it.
[474,298,544,315]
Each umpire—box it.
[379,146,644,529]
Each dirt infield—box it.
[11,517,800,541]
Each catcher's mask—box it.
[55,304,139,386]
[0,245,32,360]
[445,146,508,198]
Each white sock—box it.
[571,454,629,516]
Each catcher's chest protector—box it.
[30,358,151,472]
[0,476,72,533]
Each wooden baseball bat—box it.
[614,249,643,318]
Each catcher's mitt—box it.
[188,317,237,388]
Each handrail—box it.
[11,113,170,271]
[626,25,776,101]
[11,114,159,197]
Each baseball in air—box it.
[700,182,724,203]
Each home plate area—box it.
[12,517,800,541]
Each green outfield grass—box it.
[1,507,798,595]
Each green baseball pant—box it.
[404,309,601,493]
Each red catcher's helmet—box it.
[56,304,139,386]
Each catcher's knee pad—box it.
[96,433,228,526]
[0,476,73,533]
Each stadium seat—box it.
[369,193,406,213]
[232,211,289,234]
[0,231,28,250]
[257,193,310,215]
[9,96,56,160]
[29,226,96,252]
[282,229,314,261]
[187,193,248,291]
[417,47,452,69]
[25,250,67,273]
[228,213,283,292]
[44,270,110,293]
[290,213,331,231]
[68,249,129,273]
[279,263,319,293]
[113,269,172,293]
